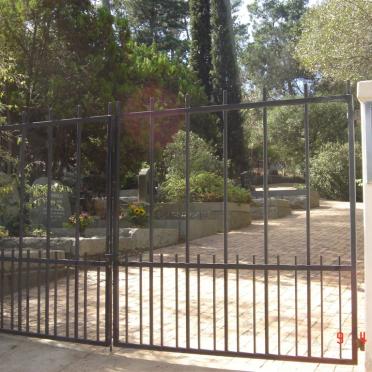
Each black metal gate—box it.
[0,107,118,346]
[0,85,358,364]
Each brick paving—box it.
[0,200,365,371]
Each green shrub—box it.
[0,226,9,238]
[159,172,251,204]
[310,142,362,201]
[162,130,223,178]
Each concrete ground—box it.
[0,200,366,371]
[0,333,366,372]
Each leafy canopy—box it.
[162,130,223,178]
[296,0,372,81]
[242,0,310,96]
[310,142,362,201]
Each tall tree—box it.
[210,0,246,173]
[242,0,310,96]
[189,0,212,99]
[296,0,372,82]
[118,0,189,59]
[0,0,209,188]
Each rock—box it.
[92,197,106,219]
[138,168,150,203]
[29,177,72,228]
[285,191,320,210]
[250,197,291,219]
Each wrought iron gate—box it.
[0,85,358,364]
[0,107,118,346]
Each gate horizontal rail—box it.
[123,94,350,118]
[121,260,352,272]
[114,344,357,365]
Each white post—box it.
[357,80,372,371]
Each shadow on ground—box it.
[0,334,250,372]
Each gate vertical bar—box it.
[74,105,82,339]
[304,84,312,356]
[105,103,113,347]
[17,111,26,331]
[347,82,358,363]
[45,108,53,335]
[185,94,191,349]
[149,98,154,345]
[263,88,269,354]
[112,101,121,345]
[223,90,229,351]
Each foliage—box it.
[0,226,8,238]
[26,183,72,210]
[0,1,117,117]
[0,50,25,124]
[0,182,13,197]
[3,216,20,237]
[242,0,310,95]
[123,203,147,227]
[159,172,251,204]
[210,0,246,173]
[296,0,372,81]
[0,174,20,235]
[310,143,362,201]
[189,0,212,99]
[244,99,349,175]
[28,226,47,237]
[0,1,213,191]
[115,0,189,60]
[269,101,348,173]
[162,130,223,179]
[66,212,94,231]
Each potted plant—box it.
[66,212,94,237]
[123,203,147,227]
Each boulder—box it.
[285,190,320,210]
[29,177,72,228]
[250,197,291,219]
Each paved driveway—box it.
[0,200,365,371]
[115,200,364,361]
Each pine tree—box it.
[119,0,189,59]
[210,0,246,173]
[189,0,212,99]
[243,0,310,96]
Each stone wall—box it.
[250,198,292,220]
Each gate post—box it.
[357,80,372,371]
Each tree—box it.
[242,0,310,96]
[189,0,212,99]
[310,142,362,201]
[210,0,246,174]
[245,100,350,175]
[117,0,189,59]
[296,0,372,82]
[162,130,223,179]
[0,0,211,190]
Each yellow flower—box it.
[134,208,141,215]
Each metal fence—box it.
[0,85,358,364]
[0,108,116,346]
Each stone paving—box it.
[0,200,365,371]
